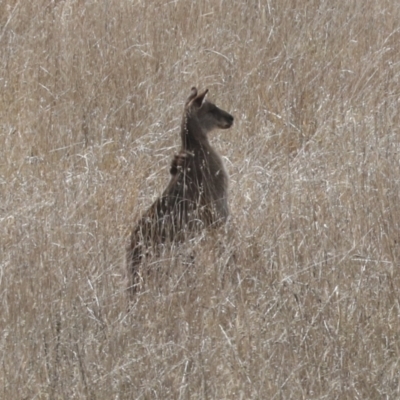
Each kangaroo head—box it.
[184,87,234,134]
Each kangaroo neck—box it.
[180,114,211,151]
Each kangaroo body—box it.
[126,87,234,294]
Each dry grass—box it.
[1,0,400,398]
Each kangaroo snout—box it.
[222,114,234,128]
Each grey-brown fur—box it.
[126,87,234,294]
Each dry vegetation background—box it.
[1,0,400,398]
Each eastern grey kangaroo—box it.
[126,87,234,294]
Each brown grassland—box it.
[1,0,400,398]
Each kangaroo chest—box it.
[188,147,227,197]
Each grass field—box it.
[1,0,400,398]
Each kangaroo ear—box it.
[185,87,198,106]
[192,88,208,108]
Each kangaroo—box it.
[126,87,234,294]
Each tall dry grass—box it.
[1,0,400,398]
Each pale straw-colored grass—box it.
[1,1,400,398]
